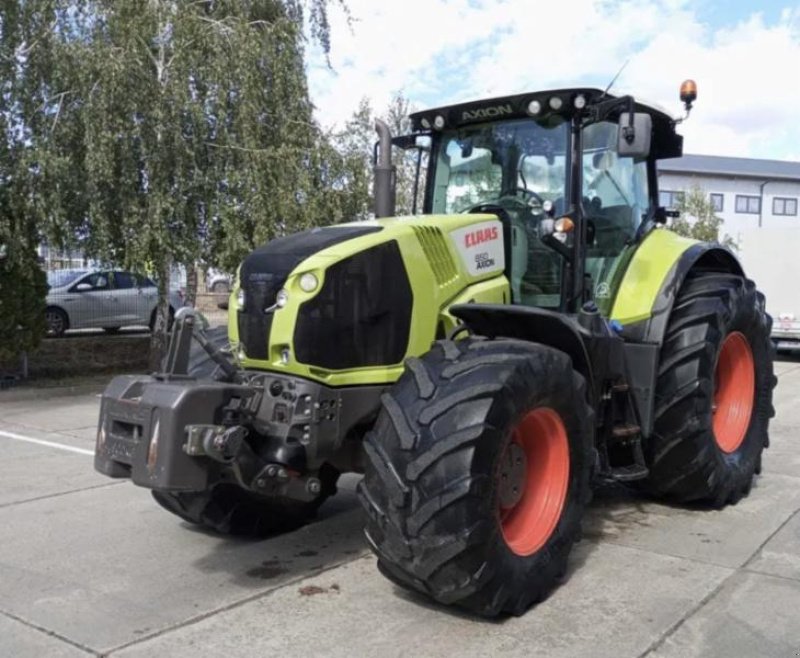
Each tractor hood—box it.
[230,213,507,385]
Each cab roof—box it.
[409,88,683,160]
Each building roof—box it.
[659,154,800,182]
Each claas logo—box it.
[464,226,498,248]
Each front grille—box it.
[412,225,459,287]
[238,277,283,360]
[294,241,413,370]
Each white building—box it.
[657,154,800,242]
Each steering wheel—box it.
[512,187,545,206]
[462,188,544,215]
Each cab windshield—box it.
[429,117,570,308]
[430,117,569,215]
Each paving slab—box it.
[0,479,366,653]
[584,473,800,568]
[0,422,98,454]
[650,571,800,658]
[0,441,112,507]
[0,613,92,658]
[0,394,102,433]
[762,438,800,480]
[746,510,800,582]
[114,542,731,658]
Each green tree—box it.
[328,91,422,219]
[384,92,425,216]
[14,0,347,368]
[669,185,737,250]
[0,1,56,365]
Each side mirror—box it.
[76,283,92,292]
[617,113,652,159]
[217,299,229,311]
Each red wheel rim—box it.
[498,408,570,556]
[713,332,755,453]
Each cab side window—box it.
[582,121,651,311]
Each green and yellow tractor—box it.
[95,81,775,616]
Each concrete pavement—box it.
[1,359,799,657]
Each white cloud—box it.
[307,1,800,160]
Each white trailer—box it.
[737,227,800,349]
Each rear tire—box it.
[360,338,593,617]
[645,273,775,506]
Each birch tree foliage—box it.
[328,92,423,220]
[11,0,346,366]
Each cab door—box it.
[580,120,651,315]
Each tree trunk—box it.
[185,263,198,307]
[148,259,172,371]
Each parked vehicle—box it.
[45,269,184,336]
[205,268,232,293]
[737,227,800,350]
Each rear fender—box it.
[613,231,743,344]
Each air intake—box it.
[412,226,458,287]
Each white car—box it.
[206,268,232,293]
[45,269,185,336]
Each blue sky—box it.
[306,0,800,161]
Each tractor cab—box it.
[384,88,686,316]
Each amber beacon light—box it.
[680,79,697,110]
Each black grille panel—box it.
[294,241,413,370]
[238,277,282,360]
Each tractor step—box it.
[608,463,649,482]
[611,424,640,439]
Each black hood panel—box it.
[241,225,383,285]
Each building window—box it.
[659,190,685,208]
[773,197,798,216]
[710,193,724,212]
[735,195,761,214]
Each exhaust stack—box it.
[373,119,396,218]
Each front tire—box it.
[360,338,593,617]
[152,465,339,537]
[45,307,68,337]
[152,327,339,536]
[645,273,775,506]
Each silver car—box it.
[45,269,184,336]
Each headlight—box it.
[236,289,245,309]
[299,272,318,293]
[276,289,289,308]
